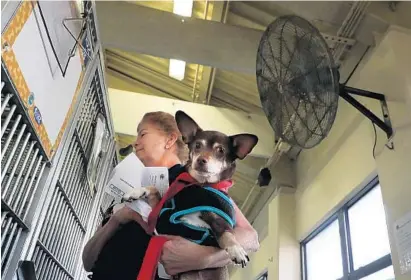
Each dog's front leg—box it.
[200,212,249,268]
[122,186,161,208]
[122,187,150,202]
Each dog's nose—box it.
[197,157,208,166]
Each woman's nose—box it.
[133,138,139,150]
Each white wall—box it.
[230,194,279,280]
[278,194,300,280]
[296,115,377,239]
[367,27,411,279]
[230,26,411,280]
[231,191,299,280]
[108,88,275,158]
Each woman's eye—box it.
[195,142,201,149]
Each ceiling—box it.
[106,1,360,114]
[103,1,408,218]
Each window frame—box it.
[301,177,392,280]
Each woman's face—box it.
[133,121,169,167]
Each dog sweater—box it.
[137,172,235,280]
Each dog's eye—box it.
[195,142,201,149]
[216,146,225,154]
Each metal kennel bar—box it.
[1,2,118,279]
[74,142,117,280]
[27,63,115,280]
[1,70,48,279]
[1,53,116,280]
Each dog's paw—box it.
[226,245,249,268]
[122,188,149,202]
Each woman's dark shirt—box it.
[90,164,185,280]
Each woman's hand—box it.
[158,201,259,275]
[159,235,231,276]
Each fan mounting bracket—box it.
[321,33,356,47]
[339,85,393,140]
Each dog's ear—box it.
[175,110,202,144]
[230,134,259,160]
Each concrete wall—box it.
[231,191,299,280]
[369,27,411,279]
[230,193,280,280]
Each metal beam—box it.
[193,1,226,104]
[95,1,262,74]
[108,88,275,158]
[210,88,264,113]
[106,50,193,101]
[195,65,212,104]
[229,1,281,27]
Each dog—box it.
[123,110,258,278]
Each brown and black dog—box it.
[123,110,258,279]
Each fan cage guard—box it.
[256,15,393,149]
[257,15,340,149]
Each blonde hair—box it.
[140,111,188,162]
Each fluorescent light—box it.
[173,0,193,17]
[169,59,186,81]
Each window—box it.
[306,219,344,280]
[348,186,391,270]
[301,178,393,280]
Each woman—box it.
[82,111,259,279]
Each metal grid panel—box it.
[92,184,113,234]
[85,0,98,49]
[30,69,107,279]
[95,153,119,227]
[90,153,118,234]
[1,4,113,277]
[76,74,104,158]
[76,142,116,280]
[33,140,90,278]
[1,80,47,277]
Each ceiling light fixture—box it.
[173,0,193,17]
[169,59,186,81]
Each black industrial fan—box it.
[256,15,393,150]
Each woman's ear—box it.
[165,132,178,149]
